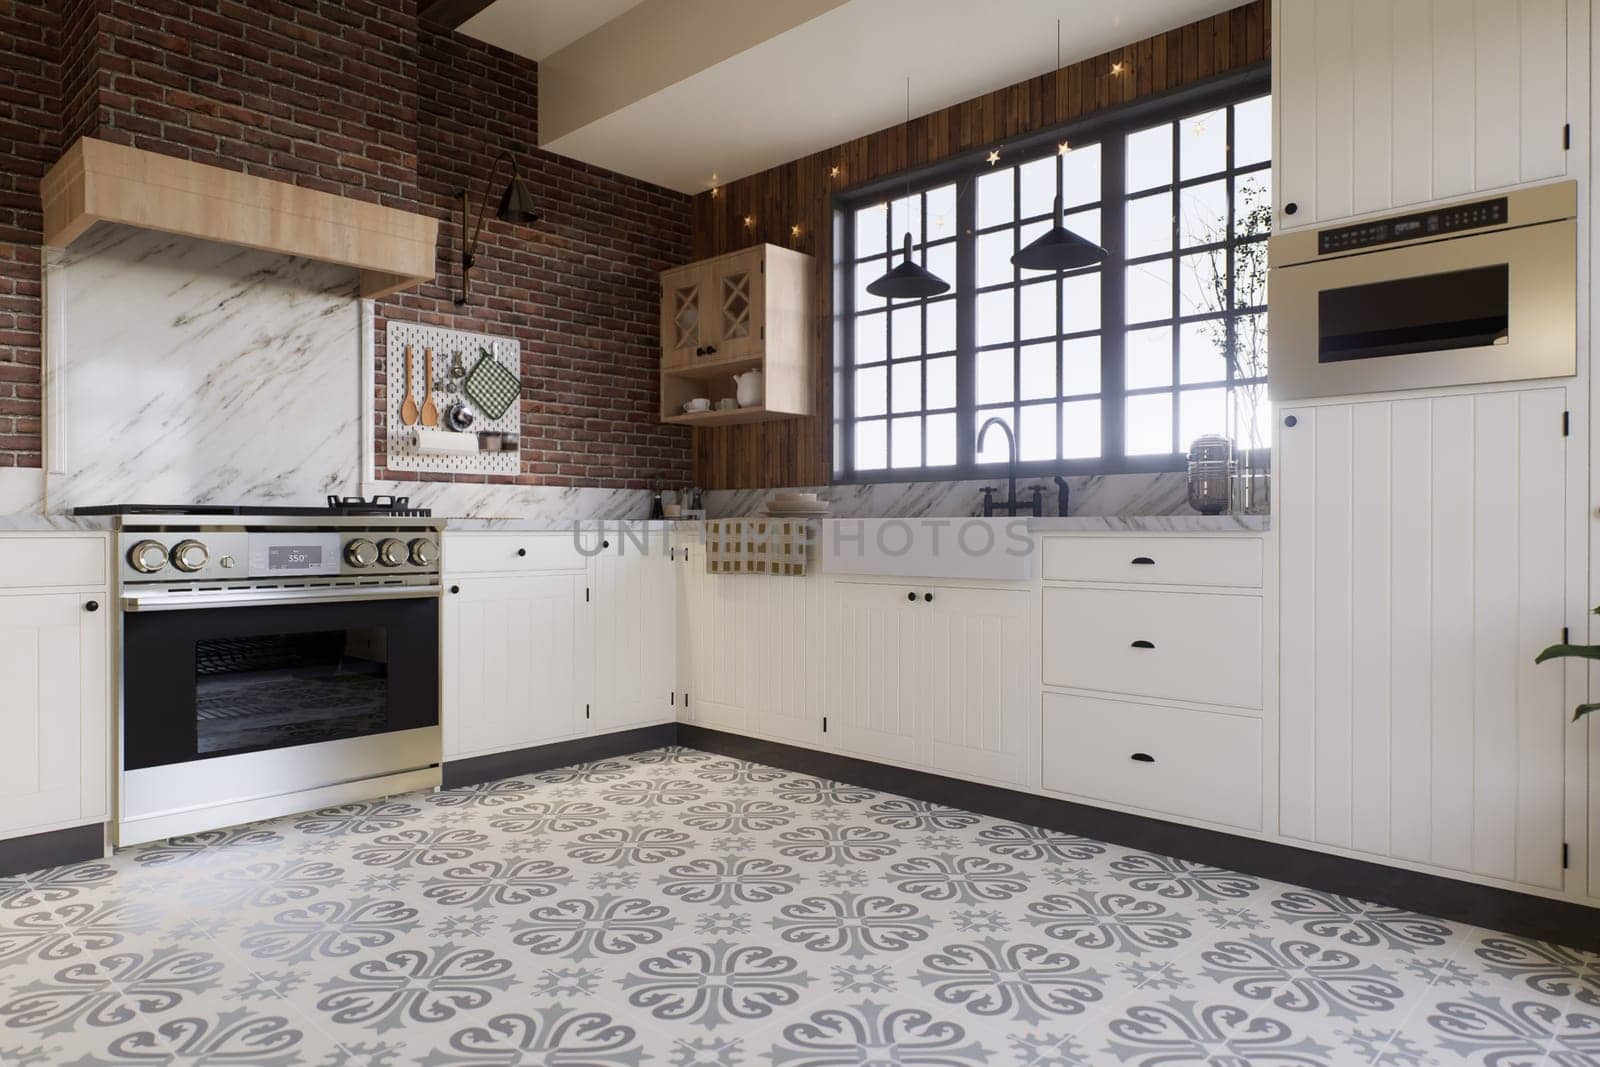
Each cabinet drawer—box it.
[1041,692,1262,830]
[1042,587,1261,708]
[1041,535,1261,587]
[443,533,586,575]
[0,535,107,589]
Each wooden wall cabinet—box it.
[1273,0,1572,231]
[658,244,814,426]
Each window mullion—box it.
[955,168,978,468]
[1102,133,1127,466]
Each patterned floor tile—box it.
[0,746,1592,1066]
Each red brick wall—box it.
[0,0,692,487]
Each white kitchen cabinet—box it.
[743,571,827,746]
[441,572,583,759]
[827,580,1031,786]
[676,538,750,733]
[1277,388,1570,890]
[0,589,109,838]
[1274,0,1571,229]
[589,533,676,733]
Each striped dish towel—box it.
[704,519,813,576]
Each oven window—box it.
[195,628,389,757]
[1318,264,1509,363]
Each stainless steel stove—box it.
[89,498,445,845]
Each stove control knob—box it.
[377,538,408,567]
[170,539,209,573]
[345,538,379,568]
[128,540,168,574]
[408,537,440,567]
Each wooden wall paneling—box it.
[686,1,1270,488]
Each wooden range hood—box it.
[41,138,438,299]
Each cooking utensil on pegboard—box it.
[420,348,440,427]
[399,344,420,426]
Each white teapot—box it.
[733,369,763,408]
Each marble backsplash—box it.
[44,225,365,513]
[703,471,1196,519]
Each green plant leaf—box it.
[1534,643,1600,664]
[1574,702,1600,722]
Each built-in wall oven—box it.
[1268,181,1577,401]
[96,506,444,845]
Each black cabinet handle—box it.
[1131,556,1155,566]
[84,600,99,612]
[602,540,611,549]
[706,344,717,354]
[1284,201,1298,215]
[1130,752,1155,763]
[924,593,933,602]
[907,591,917,602]
[449,585,460,594]
[517,548,527,557]
[1131,639,1155,649]
[1284,414,1298,428]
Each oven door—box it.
[1269,217,1576,401]
[122,588,439,771]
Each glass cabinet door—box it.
[708,249,765,362]
[661,267,706,368]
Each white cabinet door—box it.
[0,592,108,836]
[590,538,675,734]
[1277,388,1568,890]
[925,586,1031,786]
[442,574,580,758]
[744,572,826,746]
[827,581,926,766]
[1275,0,1569,229]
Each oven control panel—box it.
[120,529,442,584]
[1317,196,1509,255]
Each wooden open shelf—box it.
[663,353,763,379]
[662,404,785,426]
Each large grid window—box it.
[836,74,1271,481]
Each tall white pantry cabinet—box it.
[1271,0,1594,900]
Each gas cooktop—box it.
[74,495,432,518]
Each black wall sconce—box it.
[455,150,539,305]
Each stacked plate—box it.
[764,491,831,517]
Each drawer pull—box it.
[1130,639,1156,649]
[517,548,527,557]
[907,591,917,602]
[1130,752,1156,763]
[1130,556,1156,565]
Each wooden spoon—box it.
[399,344,419,426]
[420,348,440,427]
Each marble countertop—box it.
[0,513,1268,534]
[444,514,1269,533]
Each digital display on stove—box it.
[268,545,323,570]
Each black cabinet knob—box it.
[706,344,717,354]
[1285,201,1299,215]
[924,593,933,602]
[1284,414,1298,428]
[517,548,527,557]
[84,600,99,612]
[449,585,460,594]
[1130,752,1155,763]
[602,540,610,549]
[907,591,917,602]
[1131,639,1155,649]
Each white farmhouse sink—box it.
[817,517,1034,581]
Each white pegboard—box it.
[385,321,521,476]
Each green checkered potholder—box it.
[462,348,521,420]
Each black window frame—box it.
[832,65,1271,484]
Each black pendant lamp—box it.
[868,233,950,299]
[1013,192,1108,271]
[1013,21,1108,274]
[866,78,950,300]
